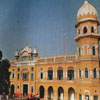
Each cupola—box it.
[15,49,19,60]
[77,0,97,23]
[33,46,38,57]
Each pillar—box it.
[53,91,57,100]
[44,87,48,100]
[64,91,68,100]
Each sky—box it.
[0,0,100,60]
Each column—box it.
[82,95,84,100]
[53,91,57,100]
[64,91,68,100]
[90,96,93,100]
[44,88,48,100]
[99,96,100,100]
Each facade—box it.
[9,1,100,100]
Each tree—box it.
[0,50,2,60]
[0,50,10,95]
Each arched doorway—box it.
[68,88,75,100]
[58,87,64,100]
[11,85,14,96]
[39,86,44,98]
[48,86,53,99]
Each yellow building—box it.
[9,1,100,100]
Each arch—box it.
[77,29,80,35]
[84,90,90,100]
[91,26,94,33]
[68,87,75,100]
[48,69,53,80]
[83,26,88,33]
[85,68,89,78]
[48,86,53,99]
[79,48,81,56]
[11,84,15,96]
[57,68,63,80]
[92,46,96,55]
[58,87,64,100]
[93,68,97,78]
[40,72,43,79]
[68,69,74,80]
[39,86,44,98]
[31,73,34,80]
[58,67,63,70]
[48,67,53,70]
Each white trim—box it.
[84,90,90,95]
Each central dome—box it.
[77,0,97,23]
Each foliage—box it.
[0,50,10,95]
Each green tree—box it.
[0,50,10,95]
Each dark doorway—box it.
[23,84,28,96]
[40,86,44,98]
[11,85,14,96]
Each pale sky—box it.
[0,0,100,60]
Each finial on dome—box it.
[33,46,38,57]
[84,0,88,4]
[15,49,19,60]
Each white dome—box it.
[77,1,97,19]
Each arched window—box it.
[57,69,63,80]
[79,48,81,56]
[85,68,88,78]
[12,72,15,79]
[58,87,64,100]
[40,72,43,79]
[93,68,97,78]
[83,27,87,33]
[31,73,34,80]
[17,73,20,80]
[68,70,74,80]
[48,70,53,80]
[79,69,81,78]
[92,46,96,55]
[91,26,94,33]
[78,29,80,35]
[40,86,44,98]
[31,86,33,93]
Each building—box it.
[9,1,100,100]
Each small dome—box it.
[77,0,97,22]
[33,47,38,54]
[21,45,32,54]
[15,49,19,56]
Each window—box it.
[48,70,53,80]
[78,29,80,34]
[31,67,34,71]
[57,70,63,80]
[17,68,20,72]
[12,72,15,79]
[22,73,28,80]
[17,85,19,91]
[85,95,89,100]
[85,68,88,78]
[92,46,96,55]
[17,73,20,80]
[83,26,87,33]
[79,94,82,100]
[94,96,98,100]
[31,86,33,93]
[68,70,74,80]
[91,26,94,33]
[31,73,34,80]
[79,48,81,56]
[93,68,97,78]
[40,72,43,79]
[79,69,81,78]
